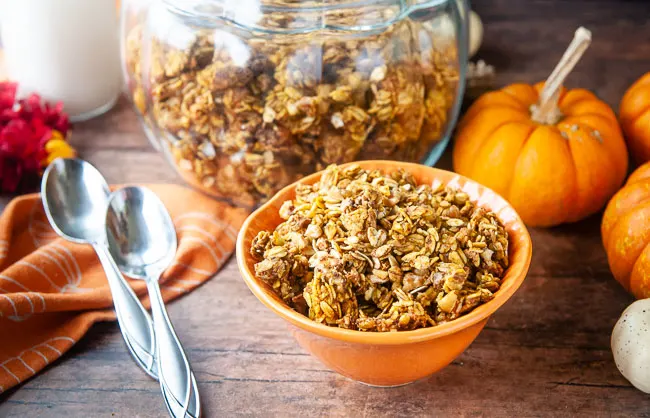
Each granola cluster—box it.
[125,17,459,205]
[250,165,509,332]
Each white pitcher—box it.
[0,0,122,122]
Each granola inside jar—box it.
[121,0,468,206]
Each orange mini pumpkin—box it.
[619,72,650,164]
[602,161,650,299]
[453,28,628,227]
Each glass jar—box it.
[121,0,468,206]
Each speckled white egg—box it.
[468,10,483,58]
[436,10,483,58]
[611,298,650,393]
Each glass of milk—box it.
[0,0,123,122]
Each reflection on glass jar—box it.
[121,0,468,206]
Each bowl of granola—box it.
[120,0,468,207]
[236,161,532,386]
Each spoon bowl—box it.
[105,187,177,280]
[42,158,111,244]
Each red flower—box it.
[0,82,71,193]
[0,82,17,112]
[0,120,42,192]
[18,93,70,135]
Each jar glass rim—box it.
[161,0,451,35]
[163,0,448,12]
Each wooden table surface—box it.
[2,0,650,416]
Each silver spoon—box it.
[105,186,200,418]
[41,158,158,379]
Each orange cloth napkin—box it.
[0,184,248,394]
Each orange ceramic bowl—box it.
[236,161,532,387]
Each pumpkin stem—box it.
[531,27,592,125]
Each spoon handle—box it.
[162,372,200,418]
[93,243,158,380]
[146,279,201,418]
